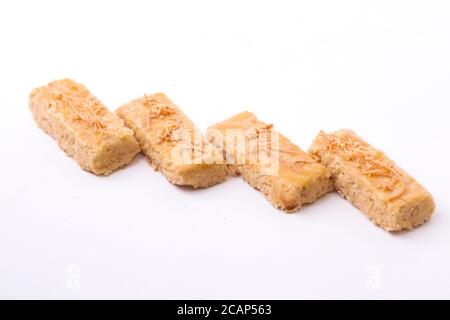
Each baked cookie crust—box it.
[29,79,140,175]
[206,112,333,212]
[309,130,435,231]
[116,93,227,188]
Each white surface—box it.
[0,0,449,300]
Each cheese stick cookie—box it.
[29,79,140,175]
[116,93,227,188]
[206,112,333,212]
[309,130,435,231]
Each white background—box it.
[0,0,449,299]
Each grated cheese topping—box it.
[149,104,176,118]
[247,123,316,168]
[50,87,106,131]
[323,132,405,201]
[143,94,176,119]
[157,121,183,144]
